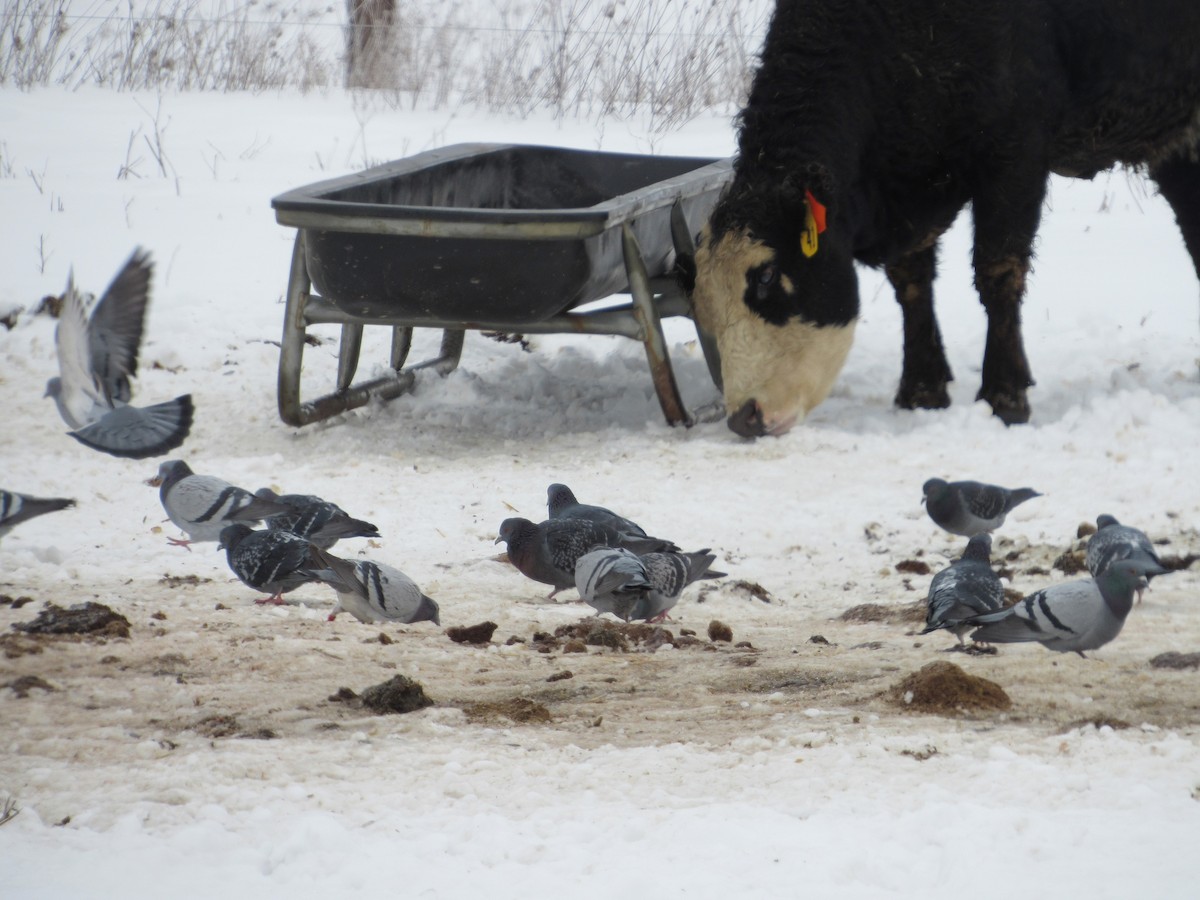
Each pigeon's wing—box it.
[238,531,314,587]
[68,394,193,460]
[365,561,425,618]
[575,548,648,602]
[88,248,153,404]
[0,491,76,539]
[961,483,1008,521]
[642,552,690,600]
[55,276,107,426]
[968,582,1095,644]
[1087,526,1160,578]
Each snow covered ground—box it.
[2,87,1199,898]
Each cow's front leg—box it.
[972,174,1046,424]
[886,243,952,410]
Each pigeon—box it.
[254,488,380,550]
[496,516,676,598]
[574,547,652,618]
[919,534,1006,644]
[45,248,194,459]
[1086,514,1164,603]
[0,490,76,542]
[922,478,1041,536]
[150,460,288,549]
[217,523,323,604]
[577,547,725,622]
[964,558,1168,657]
[305,546,440,624]
[547,483,651,538]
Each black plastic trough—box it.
[270,143,731,428]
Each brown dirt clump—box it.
[5,675,57,698]
[895,559,931,575]
[840,602,925,625]
[464,697,551,725]
[1053,548,1088,575]
[889,661,1012,715]
[1149,651,1200,670]
[359,675,435,715]
[708,620,733,643]
[13,602,131,638]
[446,621,498,644]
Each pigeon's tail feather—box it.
[1009,488,1041,508]
[620,534,679,555]
[306,546,363,596]
[232,494,295,523]
[68,394,193,460]
[682,550,724,584]
[316,515,380,543]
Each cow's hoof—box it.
[895,381,951,410]
[979,389,1030,425]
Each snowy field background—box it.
[3,18,1200,898]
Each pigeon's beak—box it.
[494,535,503,545]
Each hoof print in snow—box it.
[464,697,551,725]
[889,661,1012,715]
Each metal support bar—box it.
[670,199,723,392]
[623,221,693,427]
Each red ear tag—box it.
[805,189,827,233]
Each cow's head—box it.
[690,181,859,437]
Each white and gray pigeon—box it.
[1086,514,1164,603]
[575,546,725,622]
[964,558,1167,657]
[496,516,676,599]
[46,248,193,459]
[255,488,380,550]
[920,534,1006,644]
[0,490,76,542]
[305,546,440,625]
[217,523,323,605]
[150,460,288,549]
[922,478,1041,536]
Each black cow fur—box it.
[707,0,1200,424]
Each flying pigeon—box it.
[496,516,676,598]
[150,459,287,549]
[577,547,725,622]
[920,534,1006,644]
[305,546,440,624]
[45,248,193,459]
[254,488,380,549]
[217,523,323,604]
[922,478,1041,536]
[0,490,76,542]
[1086,514,1163,603]
[963,558,1167,657]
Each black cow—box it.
[690,0,1200,436]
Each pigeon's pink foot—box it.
[255,593,286,606]
[327,612,338,622]
[167,536,193,552]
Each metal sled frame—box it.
[276,200,723,429]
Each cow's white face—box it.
[691,227,857,436]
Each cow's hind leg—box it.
[886,242,953,410]
[1151,155,1200,281]
[971,171,1047,425]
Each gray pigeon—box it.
[547,483,651,538]
[920,534,1005,644]
[496,516,675,598]
[217,523,323,605]
[922,478,1041,536]
[0,490,76,542]
[46,248,193,459]
[574,547,652,618]
[964,558,1167,657]
[574,547,725,622]
[305,546,440,624]
[1086,514,1163,603]
[150,460,287,549]
[255,488,380,550]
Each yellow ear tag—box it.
[801,189,828,258]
